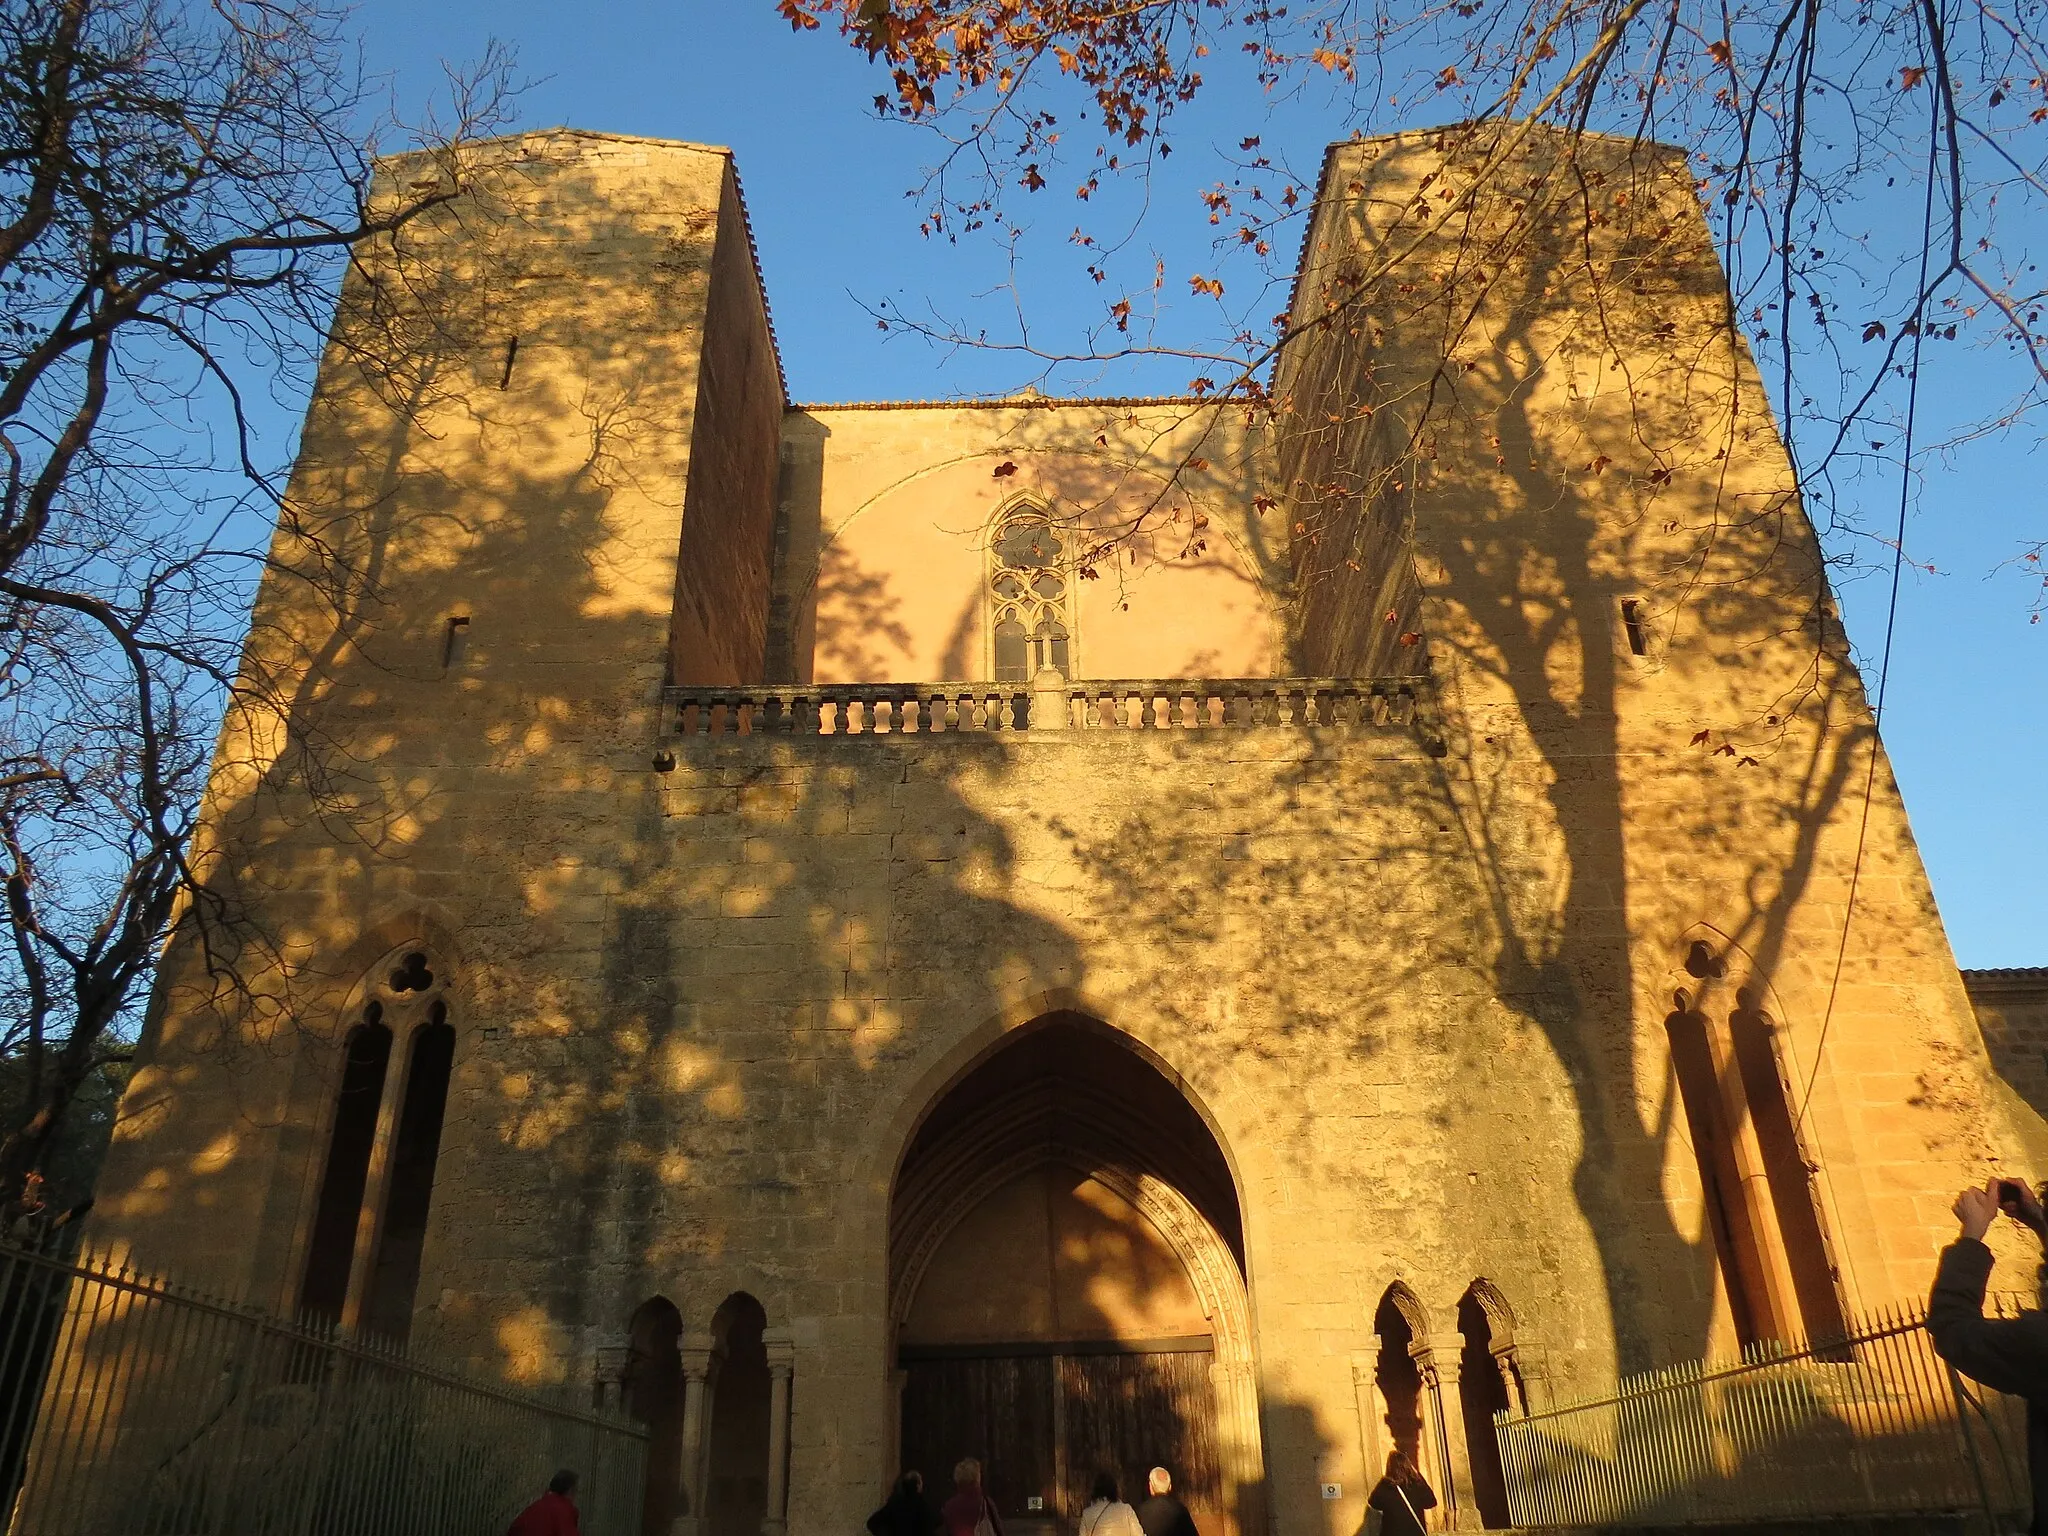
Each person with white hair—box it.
[1135,1467,1199,1536]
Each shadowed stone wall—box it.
[670,160,783,687]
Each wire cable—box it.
[1794,36,1942,1133]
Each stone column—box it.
[1436,1332,1485,1531]
[888,1369,908,1483]
[674,1331,715,1536]
[1211,1357,1266,1536]
[1416,1334,1476,1531]
[338,1050,414,1336]
[1350,1343,1384,1486]
[761,1330,796,1536]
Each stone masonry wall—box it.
[670,161,784,686]
[84,122,2035,1536]
[775,401,1291,685]
[572,721,1612,1536]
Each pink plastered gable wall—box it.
[776,403,1290,685]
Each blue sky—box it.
[335,0,2044,966]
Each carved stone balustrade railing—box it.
[667,676,1440,749]
[1055,678,1427,731]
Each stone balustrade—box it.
[667,675,1438,744]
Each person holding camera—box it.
[1930,1176,2048,1534]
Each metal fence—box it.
[0,1240,646,1536]
[1496,1300,2030,1527]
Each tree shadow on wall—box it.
[1265,126,1890,1373]
[812,540,917,681]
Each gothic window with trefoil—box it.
[298,947,457,1342]
[989,506,1073,682]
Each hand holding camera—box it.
[1953,1176,2048,1243]
[1998,1178,2048,1237]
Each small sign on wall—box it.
[1320,1484,1342,1501]
[1026,1498,1043,1511]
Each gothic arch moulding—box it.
[306,908,467,1031]
[870,990,1249,1211]
[1462,1278,1516,1348]
[1378,1279,1432,1340]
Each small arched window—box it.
[989,509,1072,682]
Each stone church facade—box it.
[92,124,2034,1536]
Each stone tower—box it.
[92,125,2027,1536]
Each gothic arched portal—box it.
[888,1014,1263,1536]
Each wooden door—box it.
[900,1345,1223,1534]
[900,1355,1058,1519]
[1058,1350,1222,1532]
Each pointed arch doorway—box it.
[889,1015,1264,1536]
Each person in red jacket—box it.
[508,1470,581,1536]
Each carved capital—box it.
[1349,1342,1382,1383]
[679,1327,716,1382]
[1420,1332,1464,1384]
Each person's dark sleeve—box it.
[1174,1504,1200,1536]
[1366,1482,1391,1512]
[868,1507,891,1536]
[1412,1480,1438,1513]
[1928,1238,2048,1398]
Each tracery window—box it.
[299,950,456,1342]
[989,508,1072,682]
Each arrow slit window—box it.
[990,508,1072,682]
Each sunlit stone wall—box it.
[85,124,2035,1536]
